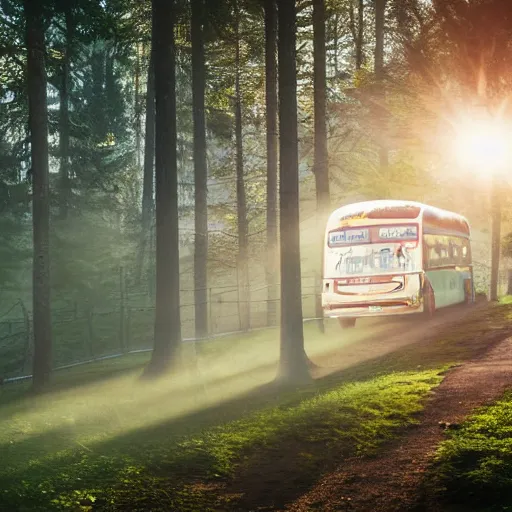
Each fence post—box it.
[236,266,242,331]
[19,300,32,375]
[208,287,212,336]
[86,306,95,357]
[126,307,132,351]
[119,266,126,352]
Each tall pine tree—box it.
[24,0,52,391]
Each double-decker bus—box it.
[322,200,474,328]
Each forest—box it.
[3,0,512,511]
[1,0,512,384]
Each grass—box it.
[499,295,512,305]
[0,369,443,512]
[1,301,512,511]
[426,392,512,511]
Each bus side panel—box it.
[425,269,468,308]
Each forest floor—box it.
[1,301,512,511]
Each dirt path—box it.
[287,335,512,512]
[310,303,488,375]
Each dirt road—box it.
[308,302,487,376]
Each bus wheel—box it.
[423,283,436,319]
[338,317,356,329]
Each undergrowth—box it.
[428,391,512,511]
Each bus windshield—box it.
[325,224,422,277]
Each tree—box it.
[398,0,512,299]
[490,174,501,301]
[264,0,278,327]
[356,0,364,70]
[374,0,388,172]
[192,0,209,339]
[137,49,155,285]
[25,0,52,391]
[234,0,250,332]
[57,0,74,219]
[349,0,365,71]
[276,0,310,384]
[145,0,181,376]
[312,0,329,333]
[374,0,386,77]
[142,50,155,237]
[502,228,512,295]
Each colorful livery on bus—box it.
[322,200,474,328]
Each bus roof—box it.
[328,200,470,237]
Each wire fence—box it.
[0,273,320,383]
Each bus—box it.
[322,200,474,328]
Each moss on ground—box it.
[427,392,512,511]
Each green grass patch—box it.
[0,369,443,511]
[427,392,512,511]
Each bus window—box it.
[462,241,471,264]
[424,234,471,269]
[451,242,459,264]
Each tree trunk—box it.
[25,0,52,391]
[333,11,338,78]
[192,0,208,339]
[135,49,156,286]
[105,46,116,136]
[142,49,155,225]
[356,0,364,70]
[374,0,388,172]
[91,48,106,143]
[490,174,501,301]
[374,0,385,78]
[134,42,142,170]
[265,0,278,327]
[235,1,250,332]
[277,0,310,384]
[144,0,181,377]
[58,2,73,219]
[313,0,329,334]
[142,51,155,227]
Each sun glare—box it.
[454,120,511,172]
